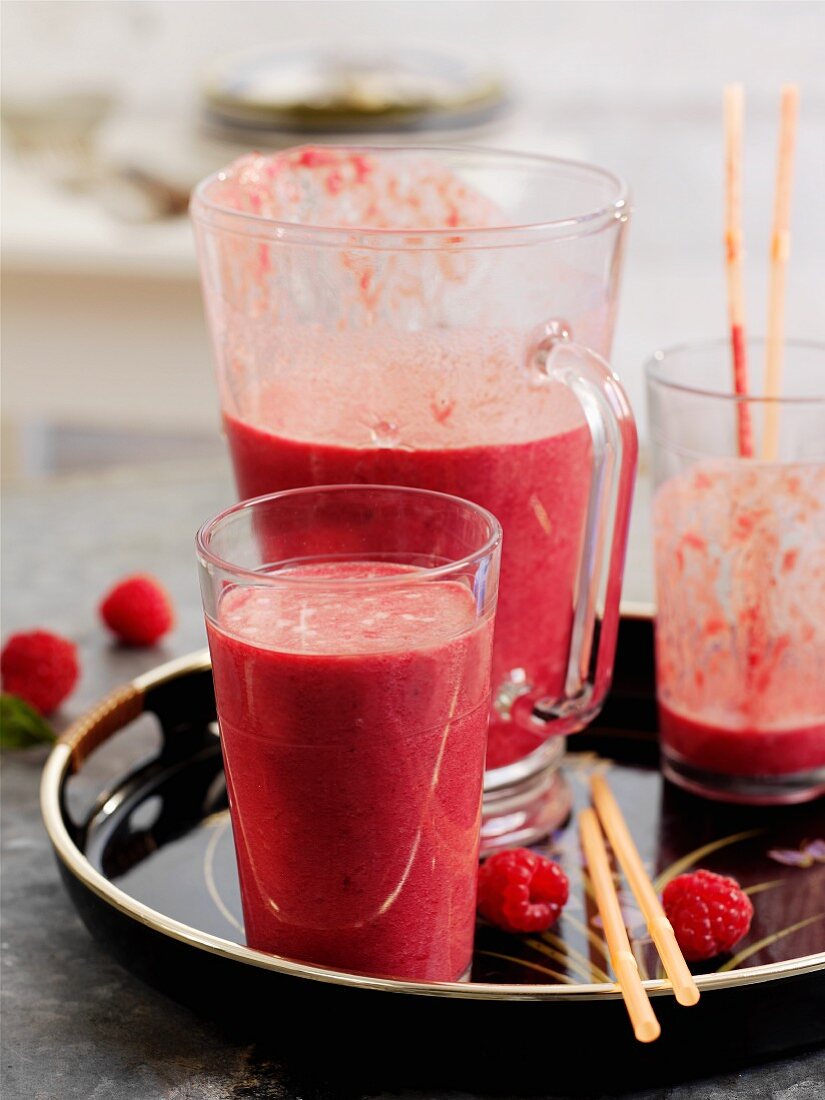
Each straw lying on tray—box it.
[590,775,700,1007]
[579,807,661,1043]
[578,774,704,1043]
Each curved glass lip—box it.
[189,144,629,249]
[196,483,502,586]
[645,337,825,404]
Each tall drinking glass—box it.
[192,146,637,847]
[647,339,825,804]
[197,485,501,981]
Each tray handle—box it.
[59,684,145,774]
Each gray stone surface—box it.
[1,462,823,1099]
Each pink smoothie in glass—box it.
[658,703,825,778]
[206,562,493,981]
[222,333,592,771]
[654,459,825,796]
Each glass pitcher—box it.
[191,146,637,847]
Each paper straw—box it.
[579,808,661,1043]
[590,775,699,1007]
[762,84,800,461]
[724,84,754,458]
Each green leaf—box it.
[0,694,56,749]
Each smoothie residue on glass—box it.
[654,458,825,751]
[206,145,587,449]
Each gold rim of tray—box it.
[40,643,825,1003]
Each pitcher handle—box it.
[526,339,638,735]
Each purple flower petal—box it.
[768,847,813,867]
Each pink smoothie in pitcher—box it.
[207,562,493,981]
[223,338,592,771]
[654,460,825,799]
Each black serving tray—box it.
[41,615,825,1092]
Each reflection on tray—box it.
[96,738,825,984]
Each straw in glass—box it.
[762,84,800,461]
[724,83,754,458]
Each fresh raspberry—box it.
[1,630,79,714]
[663,870,753,961]
[100,575,174,646]
[478,848,569,933]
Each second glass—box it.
[192,146,638,847]
[647,339,825,804]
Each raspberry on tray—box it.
[477,847,569,934]
[663,869,754,961]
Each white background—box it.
[2,0,824,465]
